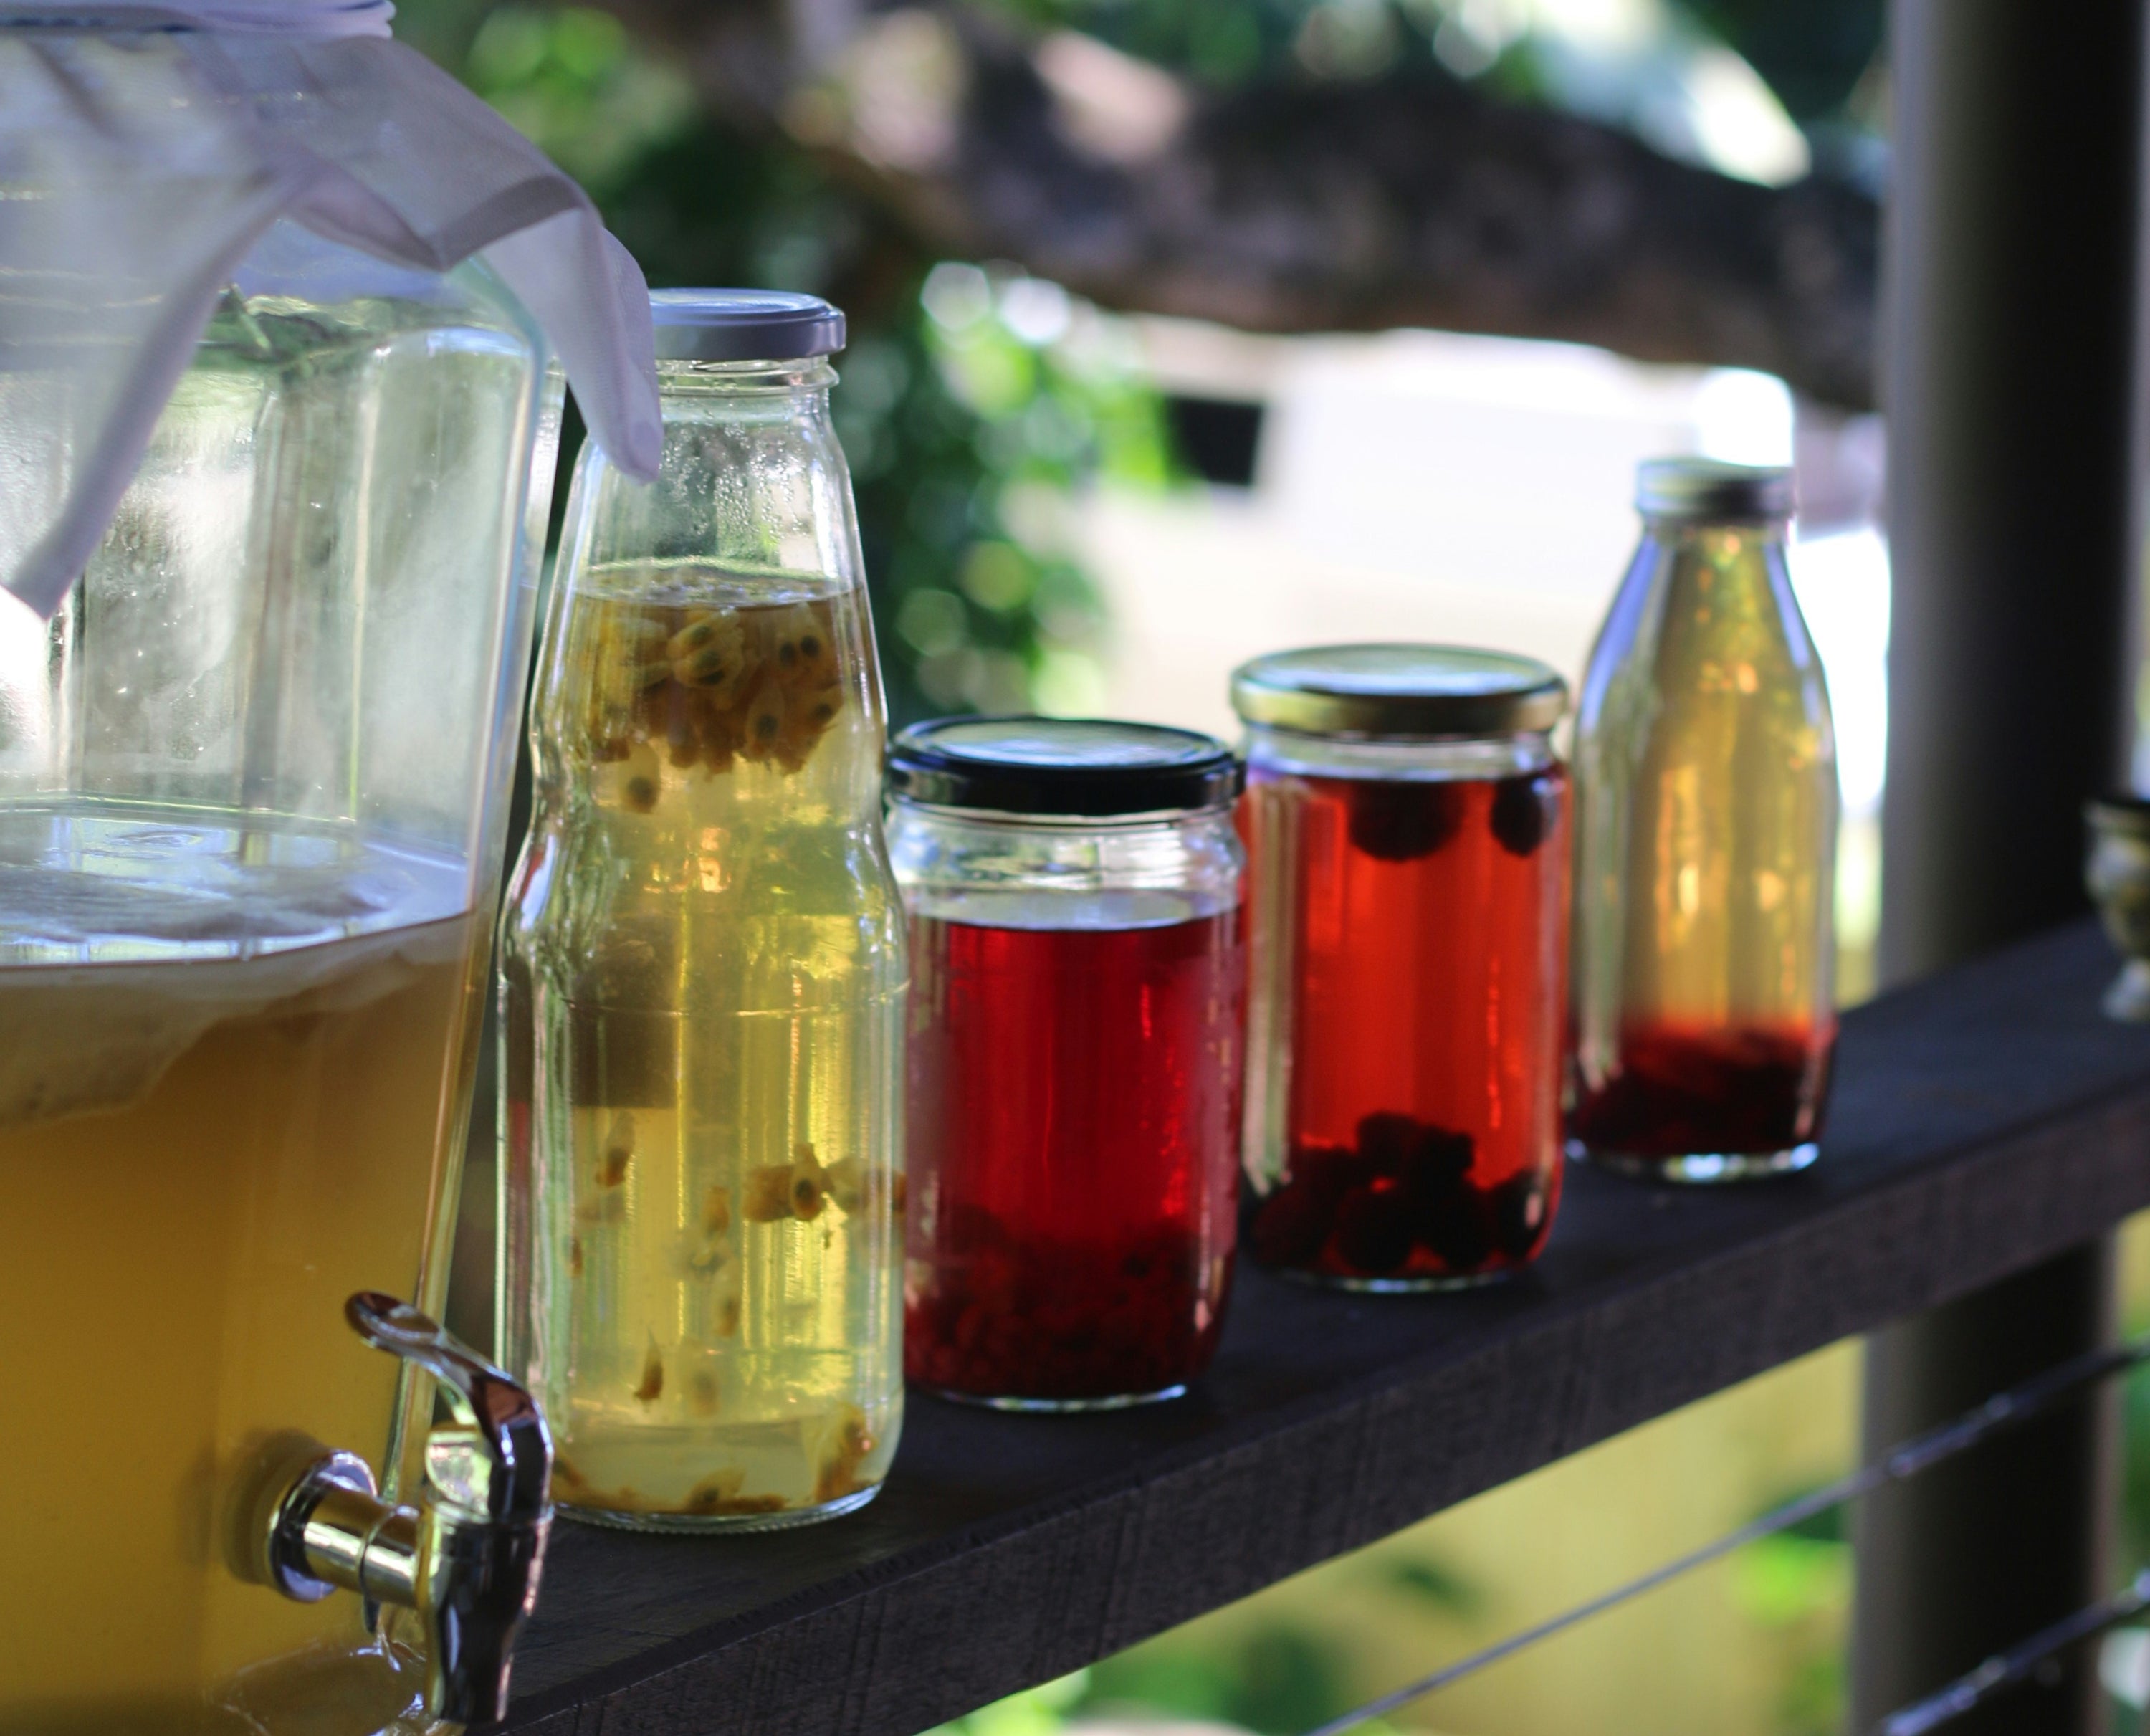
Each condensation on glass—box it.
[1235,646,1571,1291]
[887,718,1246,1411]
[0,226,560,1732]
[498,292,907,1530]
[1567,459,1839,1183]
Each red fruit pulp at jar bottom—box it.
[905,912,1244,1402]
[1244,768,1568,1285]
[1567,1020,1835,1159]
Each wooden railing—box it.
[500,918,2150,1736]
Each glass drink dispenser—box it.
[0,11,659,1732]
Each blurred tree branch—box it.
[593,0,1878,408]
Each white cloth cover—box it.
[0,0,663,617]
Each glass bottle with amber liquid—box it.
[499,292,906,1527]
[1568,459,1838,1181]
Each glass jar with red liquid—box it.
[887,718,1246,1409]
[1233,646,1570,1289]
[1568,460,1837,1183]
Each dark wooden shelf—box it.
[500,920,2150,1736]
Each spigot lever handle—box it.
[340,1294,554,1727]
[346,1292,551,1522]
[244,1295,553,1726]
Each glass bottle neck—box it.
[1639,513,1790,545]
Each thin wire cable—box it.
[1298,1333,2150,1736]
[1880,1566,2150,1735]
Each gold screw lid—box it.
[1229,644,1569,738]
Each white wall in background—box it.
[1079,320,1886,828]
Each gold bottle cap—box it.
[1229,644,1569,739]
[1635,457,1795,520]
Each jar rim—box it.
[888,797,1236,829]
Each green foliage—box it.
[1768,1492,1848,1547]
[463,5,696,189]
[1676,0,1883,123]
[901,262,1171,719]
[998,0,1308,85]
[1086,1623,1355,1735]
[1772,1647,1848,1736]
[1729,1489,1851,1736]
[1730,1535,1848,1628]
[924,1671,1092,1736]
[992,0,1884,129]
[1084,1645,1246,1725]
[928,1546,1475,1736]
[1375,1553,1484,1616]
[398,0,1178,727]
[2123,1363,2150,1568]
[1229,1626,1354,1734]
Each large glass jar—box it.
[887,718,1246,1410]
[1567,459,1838,1182]
[1235,646,1570,1289]
[499,291,906,1529]
[0,226,560,1732]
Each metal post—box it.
[1854,0,2145,1729]
[1855,1249,2120,1732]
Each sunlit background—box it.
[379,0,2143,1729]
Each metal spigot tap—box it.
[238,1293,555,1726]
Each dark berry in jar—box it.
[1334,1183,1414,1274]
[1299,1138,1377,1198]
[1357,1110,1425,1175]
[1491,771,1562,858]
[1248,1173,1334,1267]
[1400,1127,1475,1239]
[1486,1173,1549,1259]
[1404,1123,1474,1192]
[1348,780,1461,863]
[1423,1190,1493,1272]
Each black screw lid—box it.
[887,717,1242,818]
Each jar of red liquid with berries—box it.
[1233,646,1570,1289]
[1567,459,1838,1182]
[887,718,1246,1408]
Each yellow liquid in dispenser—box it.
[0,808,482,1735]
[502,561,905,1528]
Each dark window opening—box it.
[1166,394,1266,488]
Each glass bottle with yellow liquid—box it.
[500,291,907,1529]
[1568,459,1838,1182]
